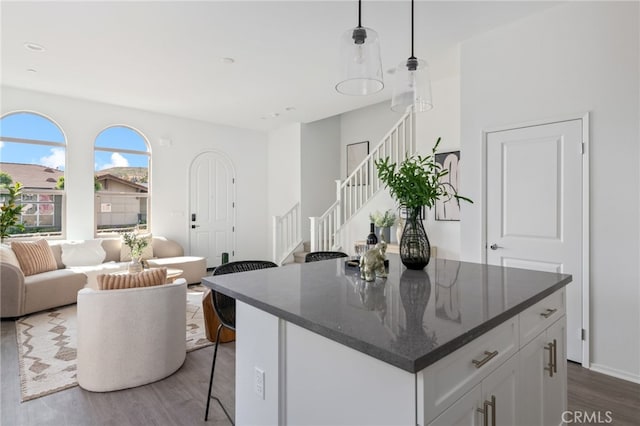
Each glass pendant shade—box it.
[336,26,384,95]
[391,57,433,113]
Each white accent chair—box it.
[77,279,187,392]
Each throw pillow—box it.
[11,239,58,276]
[120,233,154,261]
[60,240,107,267]
[96,267,168,290]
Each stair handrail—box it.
[272,202,302,265]
[310,111,415,252]
[309,199,340,252]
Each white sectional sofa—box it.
[0,236,206,318]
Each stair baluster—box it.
[309,111,415,252]
[272,202,302,265]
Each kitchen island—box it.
[202,255,571,425]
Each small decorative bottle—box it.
[366,222,378,251]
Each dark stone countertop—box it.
[202,255,571,373]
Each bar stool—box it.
[204,260,278,423]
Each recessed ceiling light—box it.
[221,57,235,64]
[285,107,296,112]
[26,68,37,73]
[24,42,45,52]
[260,112,281,120]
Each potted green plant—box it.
[0,181,25,242]
[375,138,472,269]
[369,209,396,243]
[121,230,149,273]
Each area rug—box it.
[15,285,212,402]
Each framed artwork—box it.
[346,141,369,185]
[435,150,461,221]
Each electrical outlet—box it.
[254,367,265,400]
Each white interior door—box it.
[189,151,235,268]
[486,119,584,363]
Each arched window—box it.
[0,112,66,238]
[94,126,150,235]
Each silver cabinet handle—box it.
[477,395,496,426]
[544,339,557,377]
[552,338,557,374]
[540,308,558,318]
[490,244,501,250]
[472,350,499,368]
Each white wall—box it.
[339,75,462,259]
[460,2,640,381]
[339,101,402,251]
[1,86,270,260]
[340,101,404,181]
[417,74,463,260]
[300,116,341,241]
[267,123,302,257]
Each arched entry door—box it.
[189,151,235,268]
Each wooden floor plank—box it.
[2,320,639,425]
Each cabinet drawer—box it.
[519,289,565,347]
[417,317,518,425]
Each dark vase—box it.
[399,207,431,270]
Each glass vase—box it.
[399,207,431,270]
[128,257,143,274]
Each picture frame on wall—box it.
[435,150,461,221]
[346,141,369,185]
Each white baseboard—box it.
[589,363,640,384]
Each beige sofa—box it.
[0,237,206,318]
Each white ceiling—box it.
[1,1,560,132]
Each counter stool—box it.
[304,251,348,262]
[204,260,278,423]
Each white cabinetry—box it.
[234,288,567,426]
[423,289,566,426]
[518,289,567,426]
[418,318,518,424]
[428,384,483,426]
[519,317,567,426]
[428,355,519,426]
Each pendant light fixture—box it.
[336,0,384,96]
[391,0,433,112]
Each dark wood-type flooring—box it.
[2,320,639,425]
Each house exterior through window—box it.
[0,112,66,238]
[94,126,150,235]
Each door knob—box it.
[490,243,501,250]
[191,224,200,229]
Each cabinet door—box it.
[518,332,547,426]
[428,384,482,426]
[544,317,567,426]
[481,354,519,426]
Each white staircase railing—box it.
[309,199,340,252]
[310,112,415,252]
[272,202,302,265]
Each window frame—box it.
[0,111,67,240]
[93,125,151,237]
